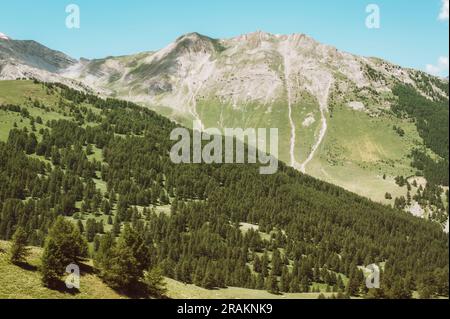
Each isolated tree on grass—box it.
[102,245,141,290]
[201,262,216,289]
[41,216,88,288]
[98,225,151,291]
[9,226,30,265]
[266,273,280,295]
[280,266,291,292]
[346,266,364,297]
[144,266,167,298]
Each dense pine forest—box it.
[0,80,448,299]
[392,83,449,186]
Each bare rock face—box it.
[58,31,447,112]
[2,31,446,111]
[0,38,77,73]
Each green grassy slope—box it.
[151,88,441,206]
[1,240,337,299]
[0,241,123,299]
[194,95,319,166]
[309,105,424,204]
[149,78,448,208]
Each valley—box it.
[0,80,447,299]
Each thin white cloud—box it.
[439,0,449,21]
[426,56,449,76]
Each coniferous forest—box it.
[0,80,448,299]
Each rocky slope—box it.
[0,35,89,90]
[61,31,447,115]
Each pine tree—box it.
[144,266,167,298]
[253,254,262,273]
[337,275,345,292]
[86,219,96,242]
[102,244,141,290]
[77,219,84,233]
[280,266,290,292]
[271,249,282,276]
[93,234,101,253]
[41,217,88,287]
[94,232,115,269]
[193,263,205,286]
[9,226,30,265]
[266,274,279,295]
[112,215,121,237]
[202,262,216,289]
[256,272,265,290]
[98,225,151,290]
[289,276,301,293]
[346,267,362,297]
[261,252,269,277]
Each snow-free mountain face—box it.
[61,31,447,111]
[0,38,76,73]
[0,36,91,90]
[1,32,448,207]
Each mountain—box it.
[0,36,75,72]
[0,36,90,91]
[1,32,449,212]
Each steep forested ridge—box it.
[0,80,448,299]
[392,83,449,186]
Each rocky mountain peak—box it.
[0,32,10,40]
[173,32,220,55]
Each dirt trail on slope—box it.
[281,42,301,170]
[188,84,205,131]
[300,80,332,173]
[184,57,216,131]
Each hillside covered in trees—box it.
[0,80,448,299]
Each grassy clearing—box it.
[239,222,271,241]
[0,80,57,105]
[0,81,68,144]
[165,278,333,300]
[0,110,22,141]
[0,241,123,299]
[196,97,293,164]
[309,105,425,204]
[1,240,335,300]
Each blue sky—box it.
[1,0,448,76]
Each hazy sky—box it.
[1,0,448,76]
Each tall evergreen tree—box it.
[266,274,279,295]
[41,217,88,287]
[144,266,167,298]
[9,226,30,265]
